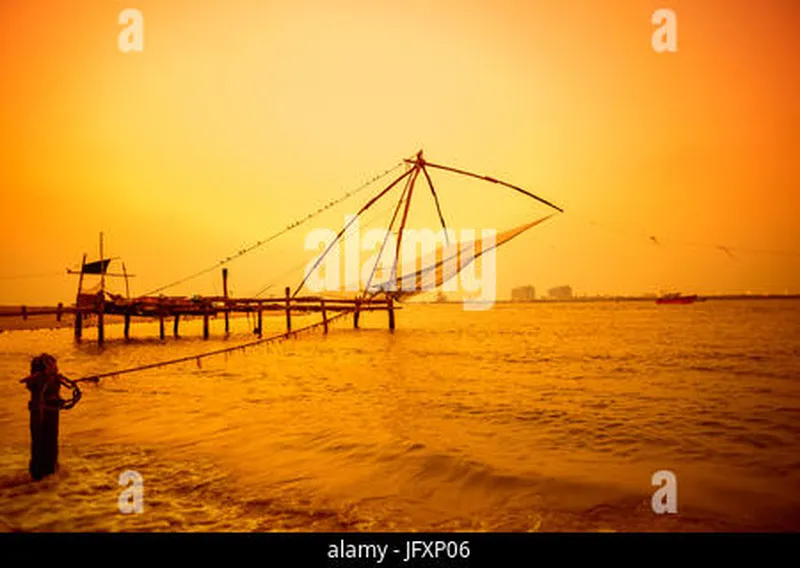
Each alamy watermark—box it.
[118,470,144,514]
[651,470,678,514]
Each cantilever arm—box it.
[292,166,415,298]
[406,159,564,213]
[420,164,450,246]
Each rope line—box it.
[142,162,405,296]
[74,309,353,384]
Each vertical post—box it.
[284,287,292,333]
[222,268,230,335]
[74,311,83,340]
[124,312,131,340]
[173,314,180,338]
[74,254,86,342]
[388,296,395,331]
[321,298,328,334]
[56,303,63,322]
[97,233,105,347]
[256,302,263,338]
[159,313,165,340]
[97,296,104,347]
[354,298,361,329]
[203,307,210,340]
[21,305,27,321]
[22,354,62,480]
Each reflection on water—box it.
[1,301,799,531]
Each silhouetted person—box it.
[20,354,79,480]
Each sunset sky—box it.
[1,0,797,304]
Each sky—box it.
[0,0,798,304]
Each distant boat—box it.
[656,293,700,305]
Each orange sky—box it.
[1,0,798,303]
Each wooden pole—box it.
[321,298,328,334]
[388,295,395,331]
[22,354,62,480]
[203,308,210,340]
[97,233,105,346]
[56,303,63,322]
[74,312,83,340]
[74,253,86,341]
[354,298,361,329]
[223,268,230,334]
[285,286,292,333]
[173,314,180,338]
[124,312,131,340]
[97,299,104,346]
[159,313,165,340]
[21,306,27,321]
[256,302,263,337]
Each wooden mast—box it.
[73,253,87,341]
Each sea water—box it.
[0,301,798,531]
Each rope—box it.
[142,162,404,296]
[73,309,353,385]
[250,198,402,298]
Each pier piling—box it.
[285,287,292,333]
[321,298,328,334]
[124,312,131,340]
[388,296,395,331]
[223,268,230,335]
[74,311,83,340]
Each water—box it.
[0,301,799,532]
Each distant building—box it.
[547,285,573,300]
[511,285,536,302]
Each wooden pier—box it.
[0,282,397,345]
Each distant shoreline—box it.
[415,294,800,305]
[1,295,798,332]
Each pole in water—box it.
[20,354,63,480]
[388,295,395,331]
[321,298,328,334]
[284,286,292,333]
[223,268,230,335]
[74,311,83,341]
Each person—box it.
[20,354,78,480]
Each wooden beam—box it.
[74,311,83,341]
[284,286,292,333]
[223,268,230,334]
